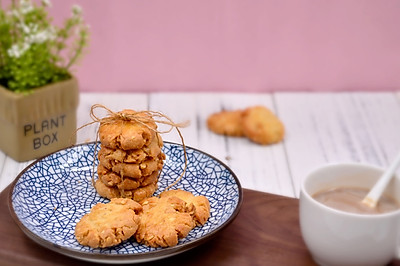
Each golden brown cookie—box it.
[207,110,245,137]
[136,196,196,248]
[75,198,142,248]
[98,147,144,168]
[117,171,159,190]
[97,164,160,190]
[139,170,159,187]
[97,164,123,187]
[121,182,158,202]
[97,134,163,165]
[94,179,121,199]
[109,153,165,179]
[99,110,157,150]
[160,189,210,225]
[241,106,284,145]
[95,179,158,202]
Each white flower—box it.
[7,42,30,58]
[18,22,38,36]
[20,23,31,34]
[10,9,21,18]
[41,0,51,7]
[72,5,82,16]
[31,29,56,43]
[26,26,56,44]
[19,0,34,14]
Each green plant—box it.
[0,0,89,92]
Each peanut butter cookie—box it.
[94,179,121,199]
[109,153,165,179]
[99,110,157,150]
[136,196,196,248]
[75,198,142,248]
[97,134,163,165]
[206,110,245,137]
[98,164,160,190]
[242,106,284,145]
[94,179,158,202]
[160,189,210,225]
[97,164,122,187]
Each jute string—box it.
[76,104,189,193]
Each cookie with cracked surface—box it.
[94,179,121,199]
[75,198,142,248]
[117,171,159,190]
[97,164,124,187]
[99,109,157,150]
[109,153,165,179]
[242,105,284,145]
[207,110,245,137]
[97,164,160,189]
[94,179,158,202]
[121,181,158,202]
[136,196,196,248]
[97,134,163,165]
[160,189,210,225]
[139,170,160,187]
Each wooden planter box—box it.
[0,78,79,162]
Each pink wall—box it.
[15,1,400,91]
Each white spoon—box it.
[362,151,400,208]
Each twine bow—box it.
[76,104,189,192]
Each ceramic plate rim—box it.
[8,141,243,264]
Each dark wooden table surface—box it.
[1,184,399,266]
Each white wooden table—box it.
[1,92,400,198]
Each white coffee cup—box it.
[299,163,400,266]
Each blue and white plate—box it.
[9,142,242,264]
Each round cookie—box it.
[98,164,160,190]
[207,110,245,137]
[241,106,284,145]
[136,196,196,248]
[160,189,210,225]
[141,133,163,160]
[117,171,159,190]
[121,181,158,202]
[98,147,145,167]
[75,198,142,248]
[110,153,165,179]
[97,134,163,165]
[99,109,157,150]
[97,164,122,187]
[94,179,121,199]
[139,170,159,187]
[94,179,158,202]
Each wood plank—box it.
[275,92,400,197]
[149,93,199,147]
[0,158,31,192]
[345,92,400,166]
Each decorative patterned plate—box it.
[9,142,242,264]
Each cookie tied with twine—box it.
[77,104,189,193]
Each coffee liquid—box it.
[313,187,400,214]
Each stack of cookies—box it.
[94,109,165,202]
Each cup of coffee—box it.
[300,163,400,266]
